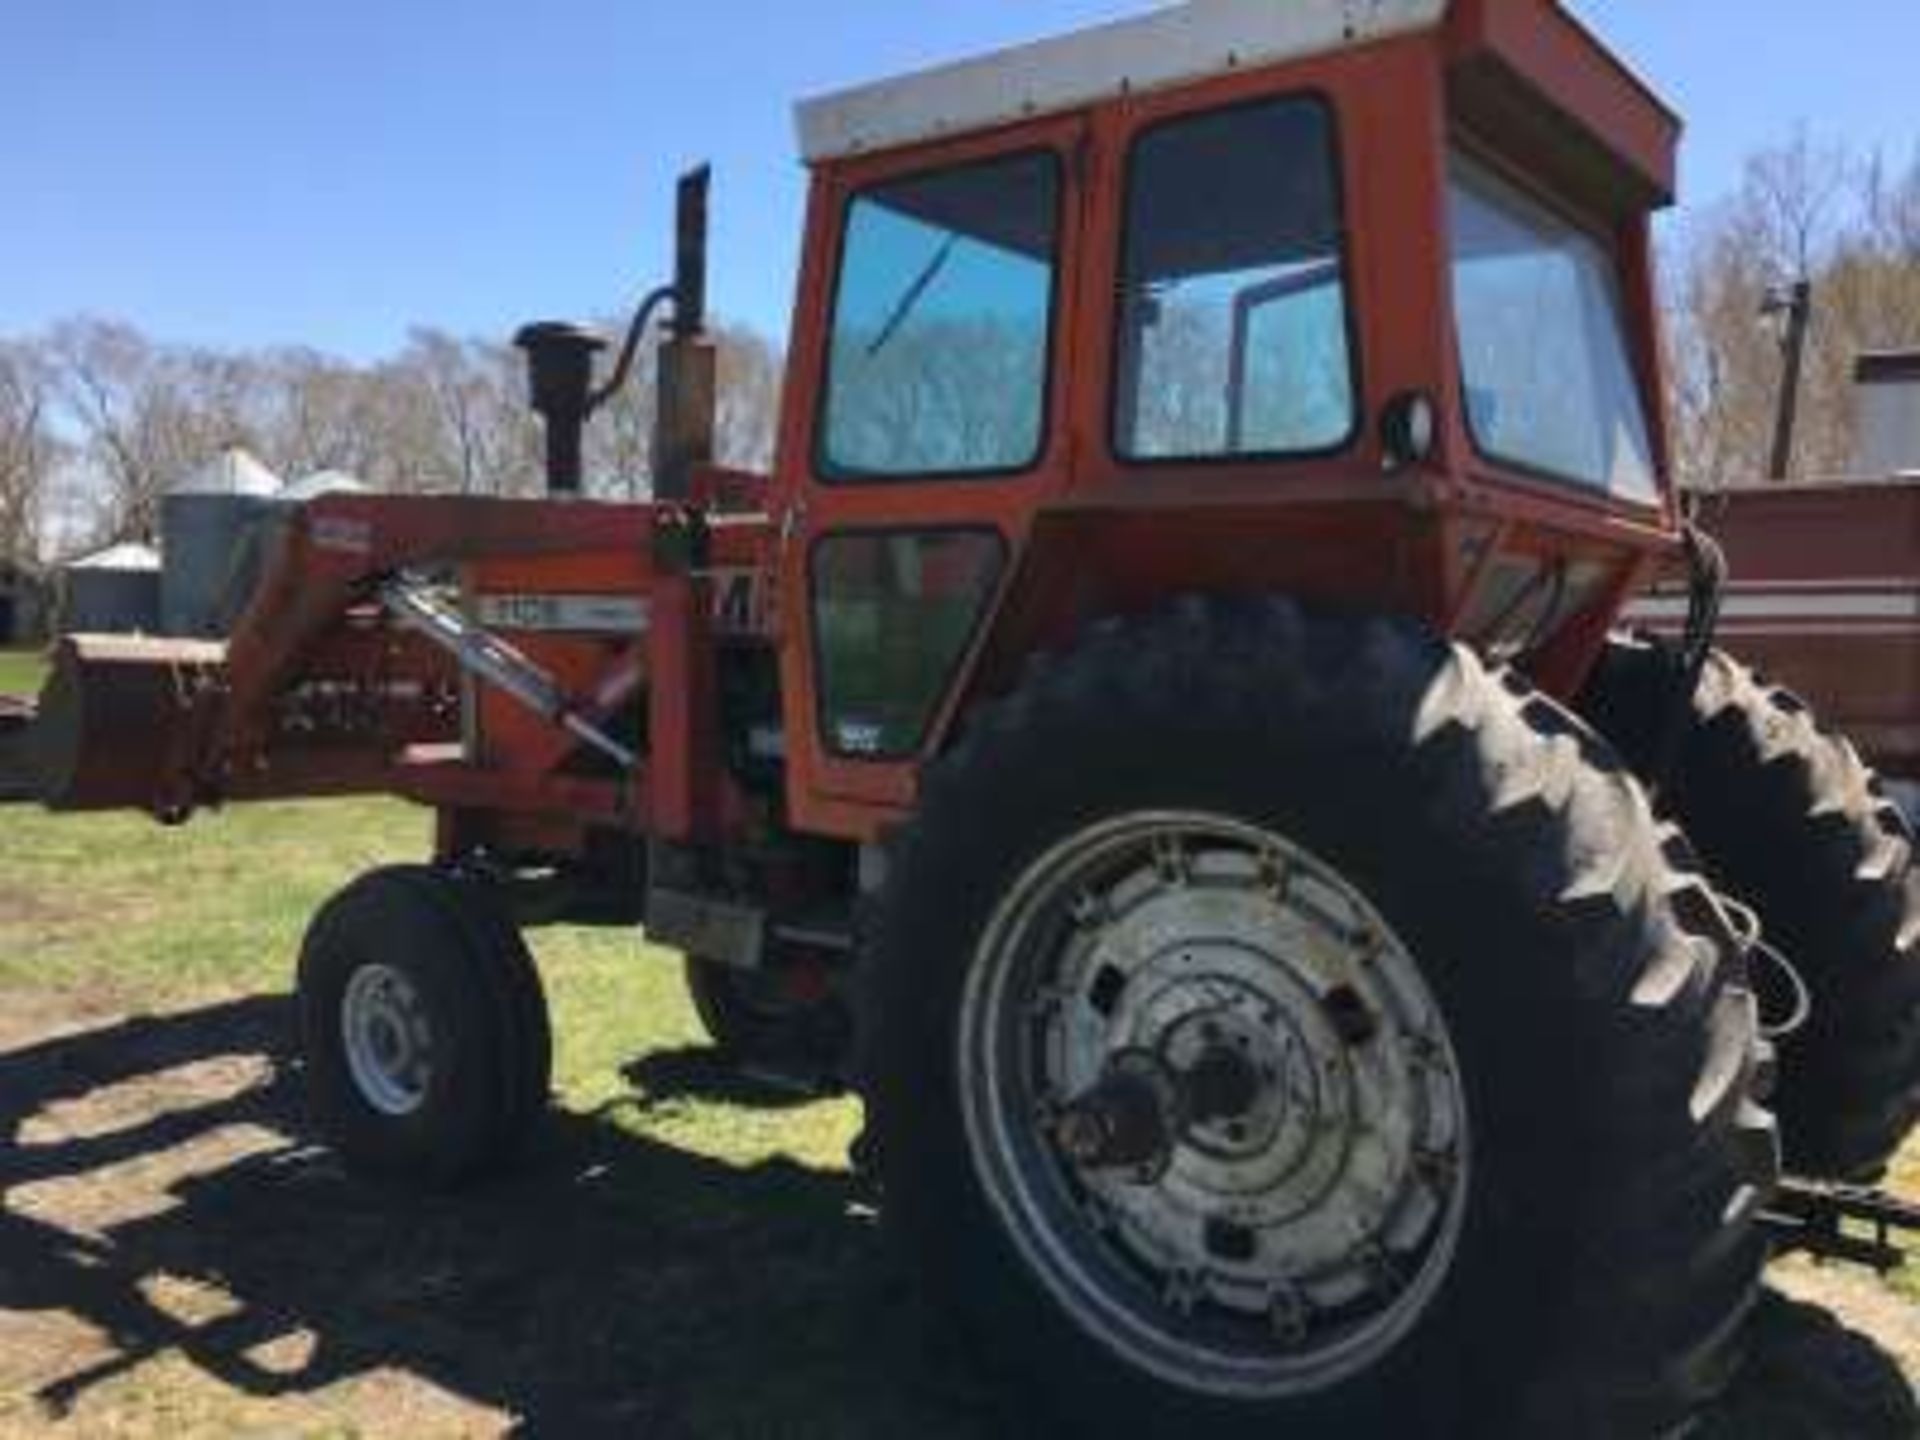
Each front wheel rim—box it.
[341,962,435,1117]
[957,812,1471,1400]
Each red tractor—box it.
[6,1,1918,1433]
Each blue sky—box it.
[2,1,1914,360]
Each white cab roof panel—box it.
[796,0,1449,164]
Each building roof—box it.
[795,0,1449,163]
[283,469,369,502]
[68,542,162,572]
[171,447,283,498]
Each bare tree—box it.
[42,319,270,541]
[388,330,542,497]
[713,323,783,473]
[11,310,782,528]
[1666,132,1920,488]
[255,346,392,480]
[0,342,61,565]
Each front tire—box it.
[1581,638,1920,1179]
[864,601,1774,1437]
[297,865,551,1187]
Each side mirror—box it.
[1379,391,1438,471]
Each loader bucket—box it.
[4,635,226,813]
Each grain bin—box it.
[61,543,162,634]
[159,448,285,638]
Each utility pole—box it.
[1764,279,1813,482]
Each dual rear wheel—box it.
[1582,638,1920,1180]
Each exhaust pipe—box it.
[653,164,716,503]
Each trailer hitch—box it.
[1763,1178,1920,1274]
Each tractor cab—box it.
[774,0,1682,838]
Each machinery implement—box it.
[5,2,1919,1434]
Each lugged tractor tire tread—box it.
[1581,639,1920,1179]
[863,598,1774,1438]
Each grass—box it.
[0,646,45,697]
[0,645,885,1437]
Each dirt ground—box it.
[0,982,1915,1439]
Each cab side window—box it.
[819,151,1061,480]
[1114,97,1356,462]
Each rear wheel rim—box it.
[341,962,434,1117]
[958,811,1471,1400]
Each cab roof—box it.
[795,0,1449,164]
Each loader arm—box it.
[13,490,768,844]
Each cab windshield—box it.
[1448,156,1658,502]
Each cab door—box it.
[773,115,1086,840]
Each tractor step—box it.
[1762,1178,1920,1274]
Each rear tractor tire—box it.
[296,865,552,1187]
[862,600,1775,1438]
[1581,637,1920,1181]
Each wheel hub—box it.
[960,812,1471,1399]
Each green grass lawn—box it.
[0,641,887,1436]
[0,646,46,697]
[0,788,881,1436]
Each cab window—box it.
[819,151,1060,479]
[812,531,1004,757]
[1114,95,1356,462]
[1448,155,1658,501]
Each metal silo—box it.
[61,543,163,634]
[159,449,286,638]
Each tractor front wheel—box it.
[863,601,1774,1437]
[296,865,551,1187]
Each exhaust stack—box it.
[652,164,716,502]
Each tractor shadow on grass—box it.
[622,1044,834,1111]
[0,996,1913,1439]
[0,996,989,1438]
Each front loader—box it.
[5,2,1919,1434]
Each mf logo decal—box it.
[710,568,770,637]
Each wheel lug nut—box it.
[1204,1216,1257,1263]
[1322,984,1379,1046]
